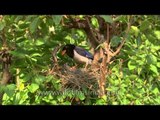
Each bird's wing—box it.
[75,46,93,60]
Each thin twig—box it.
[106,24,110,44]
[51,45,61,63]
[112,15,132,56]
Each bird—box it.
[61,44,94,69]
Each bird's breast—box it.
[73,50,92,64]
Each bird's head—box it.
[61,44,75,58]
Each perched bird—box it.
[61,44,94,69]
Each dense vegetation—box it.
[0,15,160,105]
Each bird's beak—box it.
[61,50,66,55]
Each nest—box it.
[50,63,100,95]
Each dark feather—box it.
[74,46,93,60]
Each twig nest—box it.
[52,64,100,94]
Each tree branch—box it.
[112,15,132,57]
[85,17,99,49]
[106,24,110,44]
[0,29,12,105]
[98,23,110,98]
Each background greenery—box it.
[0,15,160,105]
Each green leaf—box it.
[157,62,160,68]
[35,75,46,85]
[112,102,119,105]
[130,26,140,37]
[146,54,157,65]
[136,35,142,46]
[126,94,135,99]
[154,97,160,103]
[0,21,6,30]
[96,98,106,105]
[91,17,99,28]
[10,50,26,58]
[29,17,39,33]
[140,20,150,31]
[108,86,119,92]
[57,95,64,102]
[35,39,44,46]
[135,100,141,105]
[28,83,39,93]
[102,95,107,102]
[19,90,29,104]
[62,101,71,105]
[100,15,113,23]
[154,31,160,39]
[128,60,136,70]
[14,16,23,22]
[129,75,137,79]
[19,22,30,29]
[13,92,20,104]
[110,36,121,47]
[152,88,159,95]
[4,84,16,97]
[31,53,41,57]
[0,85,5,93]
[137,67,142,75]
[150,64,159,75]
[78,92,85,101]
[50,100,57,105]
[114,80,119,86]
[16,37,27,43]
[52,15,62,25]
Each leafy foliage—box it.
[0,15,160,105]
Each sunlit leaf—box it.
[112,102,119,105]
[50,100,57,105]
[63,101,71,105]
[129,75,137,79]
[91,17,99,28]
[96,98,106,105]
[152,88,159,95]
[78,92,85,101]
[126,94,135,99]
[31,53,41,57]
[150,64,159,75]
[35,39,44,46]
[28,83,39,93]
[128,60,136,70]
[130,26,140,37]
[18,82,25,91]
[157,62,160,68]
[154,31,160,39]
